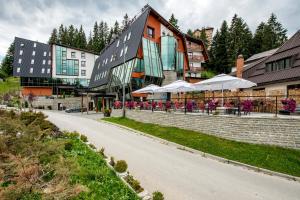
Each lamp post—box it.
[122,42,126,117]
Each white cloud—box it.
[0,0,299,61]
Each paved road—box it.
[43,111,300,200]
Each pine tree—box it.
[58,24,68,45]
[92,22,100,52]
[187,29,193,36]
[251,22,267,54]
[0,42,14,78]
[199,28,209,48]
[228,14,252,66]
[107,28,114,45]
[265,13,287,50]
[48,28,58,44]
[169,14,179,29]
[122,14,130,31]
[67,25,75,46]
[77,25,87,49]
[87,31,93,51]
[113,21,121,35]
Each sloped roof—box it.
[245,48,278,63]
[89,7,150,88]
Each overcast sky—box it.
[0,0,299,61]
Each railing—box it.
[113,94,300,117]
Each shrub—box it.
[64,131,80,139]
[65,142,73,151]
[114,160,128,173]
[89,143,96,149]
[80,135,88,142]
[124,175,144,193]
[24,101,29,108]
[47,105,52,110]
[109,157,115,167]
[152,191,164,200]
[98,147,106,158]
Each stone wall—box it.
[32,97,91,110]
[112,109,300,149]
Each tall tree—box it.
[48,28,58,44]
[199,28,209,48]
[187,29,193,36]
[87,31,93,51]
[75,25,87,49]
[251,22,267,54]
[58,24,68,45]
[169,14,179,29]
[0,42,14,78]
[113,21,121,35]
[92,22,100,52]
[228,14,252,65]
[67,25,76,46]
[122,14,130,30]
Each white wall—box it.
[52,44,98,80]
[160,24,173,36]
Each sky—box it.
[0,0,299,62]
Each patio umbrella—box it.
[132,84,161,94]
[154,80,195,93]
[193,74,257,106]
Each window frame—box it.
[147,26,155,38]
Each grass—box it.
[103,117,300,177]
[0,77,20,95]
[0,110,139,200]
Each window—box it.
[265,57,292,72]
[17,67,20,73]
[71,52,76,58]
[20,43,24,47]
[81,61,86,67]
[48,60,51,65]
[116,40,120,47]
[33,43,37,48]
[127,32,131,40]
[41,68,45,73]
[19,50,23,55]
[123,35,127,43]
[81,70,86,76]
[147,26,154,38]
[81,52,85,59]
[120,48,123,57]
[110,55,114,62]
[43,51,47,56]
[31,59,34,64]
[105,58,108,64]
[30,68,33,73]
[124,45,128,54]
[43,60,46,65]
[32,51,36,56]
[18,58,22,64]
[47,68,50,74]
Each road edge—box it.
[100,119,300,183]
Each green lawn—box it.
[103,117,300,177]
[0,77,20,95]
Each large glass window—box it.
[176,51,184,72]
[161,36,177,70]
[56,46,79,76]
[109,59,137,87]
[142,38,163,78]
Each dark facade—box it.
[13,37,52,78]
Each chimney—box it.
[236,54,244,78]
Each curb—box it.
[100,119,300,183]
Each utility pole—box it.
[122,42,126,117]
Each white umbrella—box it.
[154,80,195,93]
[193,74,257,106]
[132,84,161,94]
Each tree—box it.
[228,14,252,66]
[209,21,231,73]
[0,42,14,78]
[48,28,58,44]
[169,14,179,29]
[75,25,87,49]
[113,21,121,35]
[92,22,100,53]
[251,22,267,54]
[58,24,68,45]
[122,14,130,30]
[87,31,93,51]
[67,25,76,46]
[199,28,209,48]
[187,29,193,36]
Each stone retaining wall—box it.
[112,109,300,149]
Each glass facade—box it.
[55,46,79,76]
[161,36,177,70]
[142,38,163,78]
[176,51,184,72]
[109,59,137,87]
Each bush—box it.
[65,142,73,151]
[124,175,144,193]
[98,147,106,158]
[64,131,80,139]
[114,160,128,173]
[89,143,96,149]
[47,105,52,110]
[109,157,115,167]
[24,101,29,108]
[80,135,88,142]
[152,191,164,200]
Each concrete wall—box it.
[32,97,92,110]
[112,109,300,149]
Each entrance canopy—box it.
[132,84,161,94]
